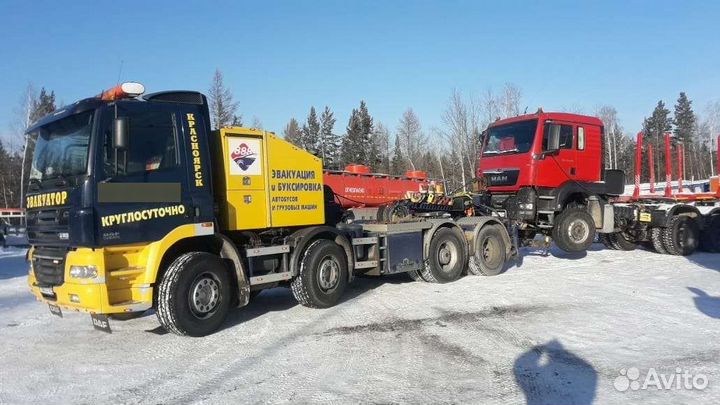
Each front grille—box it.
[32,246,67,287]
[26,207,70,246]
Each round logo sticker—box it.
[231,142,257,171]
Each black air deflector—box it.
[144,91,205,105]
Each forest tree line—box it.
[1,69,719,208]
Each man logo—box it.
[231,143,257,171]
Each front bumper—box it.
[27,247,153,315]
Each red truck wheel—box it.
[699,215,720,253]
[609,232,637,251]
[552,207,596,253]
[663,216,700,256]
[650,227,668,254]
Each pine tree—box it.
[283,118,302,146]
[341,108,366,166]
[208,69,241,130]
[30,88,56,123]
[674,92,698,180]
[358,101,379,166]
[642,101,673,182]
[301,106,321,155]
[390,135,406,174]
[319,106,339,168]
[674,92,696,144]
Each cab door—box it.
[536,121,577,187]
[573,124,602,182]
[94,103,192,245]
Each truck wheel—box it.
[599,233,615,250]
[609,232,637,251]
[407,270,427,282]
[699,215,720,253]
[663,215,700,256]
[552,207,596,252]
[291,239,348,308]
[467,225,507,276]
[421,228,467,283]
[650,227,667,254]
[156,252,232,337]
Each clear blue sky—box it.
[1,0,719,148]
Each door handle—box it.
[570,167,576,175]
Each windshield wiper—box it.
[483,150,500,155]
[497,148,520,154]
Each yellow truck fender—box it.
[216,233,251,307]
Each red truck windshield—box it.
[483,119,538,156]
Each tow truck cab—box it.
[25,84,218,316]
[478,111,624,251]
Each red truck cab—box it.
[477,111,624,252]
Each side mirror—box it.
[113,117,129,150]
[547,128,560,151]
[542,125,560,157]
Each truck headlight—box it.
[69,265,98,279]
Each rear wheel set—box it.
[468,224,507,276]
[648,215,700,256]
[420,228,467,283]
[699,215,720,253]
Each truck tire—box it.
[156,252,232,337]
[291,239,348,308]
[663,215,700,256]
[650,227,667,254]
[599,233,615,250]
[699,215,720,253]
[552,207,596,252]
[467,225,507,276]
[407,270,427,282]
[420,227,467,283]
[609,232,637,251]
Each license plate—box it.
[639,212,652,222]
[48,303,63,317]
[91,314,112,333]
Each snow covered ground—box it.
[0,245,719,404]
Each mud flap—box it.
[91,314,112,333]
[48,303,62,317]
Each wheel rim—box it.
[567,219,590,243]
[317,255,341,293]
[188,272,221,319]
[479,236,502,268]
[436,240,459,273]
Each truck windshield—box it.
[483,119,538,156]
[29,111,93,182]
